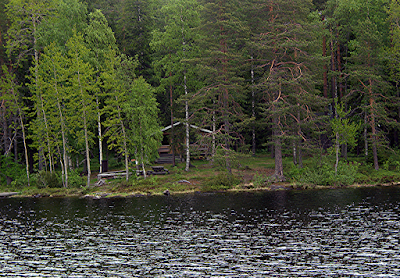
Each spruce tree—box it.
[195,0,248,174]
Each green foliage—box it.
[298,156,359,187]
[285,163,306,181]
[68,169,86,188]
[212,147,250,170]
[0,155,25,184]
[330,99,360,149]
[125,76,162,164]
[252,173,269,188]
[37,171,62,188]
[202,173,239,192]
[11,172,39,189]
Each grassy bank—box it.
[2,154,400,198]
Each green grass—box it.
[4,154,400,197]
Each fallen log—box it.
[0,192,19,198]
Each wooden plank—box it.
[97,171,131,179]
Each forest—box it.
[0,0,400,189]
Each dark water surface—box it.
[1,187,400,277]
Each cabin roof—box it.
[161,122,212,134]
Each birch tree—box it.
[151,0,202,171]
[66,32,96,186]
[103,54,138,181]
[85,8,118,174]
[125,76,162,178]
[0,65,30,185]
[37,43,70,187]
[6,0,56,169]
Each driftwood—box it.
[0,192,19,198]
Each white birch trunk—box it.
[97,97,103,173]
[83,112,91,186]
[364,112,368,157]
[251,55,256,156]
[184,73,190,172]
[19,114,30,186]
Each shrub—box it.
[68,169,86,188]
[298,156,359,187]
[0,155,25,185]
[37,171,62,188]
[252,173,269,187]
[11,173,39,189]
[202,173,239,191]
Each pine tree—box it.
[255,0,325,180]
[194,0,248,174]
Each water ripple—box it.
[0,187,399,276]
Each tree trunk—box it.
[169,74,175,167]
[97,97,103,173]
[330,38,337,101]
[83,112,91,186]
[212,100,216,163]
[273,112,284,180]
[77,66,91,186]
[364,112,368,157]
[336,26,343,100]
[298,142,303,168]
[117,100,129,181]
[322,33,328,98]
[184,73,190,172]
[251,55,256,156]
[223,88,231,175]
[335,133,339,175]
[19,114,30,186]
[181,11,190,172]
[370,97,379,170]
[53,63,68,187]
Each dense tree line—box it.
[1,0,400,186]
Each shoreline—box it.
[2,181,400,199]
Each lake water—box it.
[0,187,399,277]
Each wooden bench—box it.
[97,170,131,179]
[148,166,169,175]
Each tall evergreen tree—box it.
[195,0,248,174]
[151,0,202,171]
[255,0,325,180]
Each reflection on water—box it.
[0,187,399,277]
